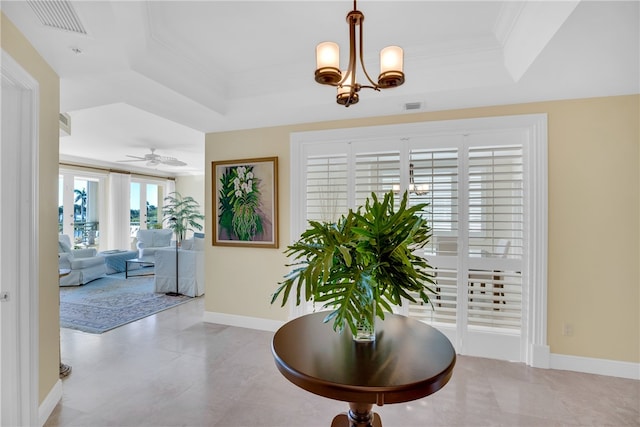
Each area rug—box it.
[60,271,192,334]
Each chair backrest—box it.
[58,235,73,253]
[496,239,511,258]
[136,229,173,248]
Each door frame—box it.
[1,50,40,426]
[289,114,550,368]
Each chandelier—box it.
[314,0,405,107]
[393,164,429,196]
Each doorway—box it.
[290,115,549,366]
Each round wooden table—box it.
[271,312,456,426]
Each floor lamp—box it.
[166,217,181,297]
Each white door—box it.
[131,181,163,230]
[1,50,39,427]
[290,115,548,365]
[406,136,525,361]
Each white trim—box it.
[550,353,640,380]
[38,380,62,427]
[202,311,284,332]
[525,115,549,368]
[1,49,40,427]
[531,344,551,369]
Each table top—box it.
[126,258,154,264]
[271,312,456,406]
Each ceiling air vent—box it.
[27,0,87,35]
[404,102,423,111]
[59,113,71,137]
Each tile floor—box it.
[46,298,639,427]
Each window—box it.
[58,171,103,248]
[130,181,163,232]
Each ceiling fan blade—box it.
[117,159,145,162]
[161,158,187,166]
[126,155,146,160]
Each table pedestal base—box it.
[331,403,382,427]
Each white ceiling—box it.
[2,1,638,176]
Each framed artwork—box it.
[212,157,279,248]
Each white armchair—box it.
[58,235,106,286]
[154,235,205,297]
[136,229,173,260]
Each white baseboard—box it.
[203,312,639,380]
[550,353,640,380]
[203,311,284,332]
[530,344,551,368]
[39,379,62,426]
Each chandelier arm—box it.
[338,9,360,106]
[357,16,379,89]
[340,11,358,88]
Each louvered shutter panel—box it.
[354,150,400,208]
[407,148,459,326]
[305,154,349,223]
[466,145,523,331]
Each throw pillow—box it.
[193,236,205,251]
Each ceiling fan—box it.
[117,148,186,167]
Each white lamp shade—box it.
[316,42,340,70]
[338,70,354,94]
[380,46,403,74]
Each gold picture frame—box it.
[212,157,278,248]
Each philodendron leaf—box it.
[337,245,352,267]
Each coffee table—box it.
[125,258,155,278]
[98,250,138,274]
[272,312,456,426]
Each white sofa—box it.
[136,229,173,260]
[154,234,205,297]
[58,235,106,286]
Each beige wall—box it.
[206,95,639,364]
[2,13,61,403]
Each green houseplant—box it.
[271,190,436,340]
[162,191,205,243]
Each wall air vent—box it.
[404,102,423,111]
[26,0,87,35]
[59,113,71,137]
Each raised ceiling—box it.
[2,1,638,176]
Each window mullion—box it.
[457,139,470,350]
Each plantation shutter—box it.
[305,154,349,223]
[292,115,547,364]
[407,147,460,327]
[466,145,523,331]
[354,149,400,208]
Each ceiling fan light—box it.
[315,42,342,85]
[378,46,405,88]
